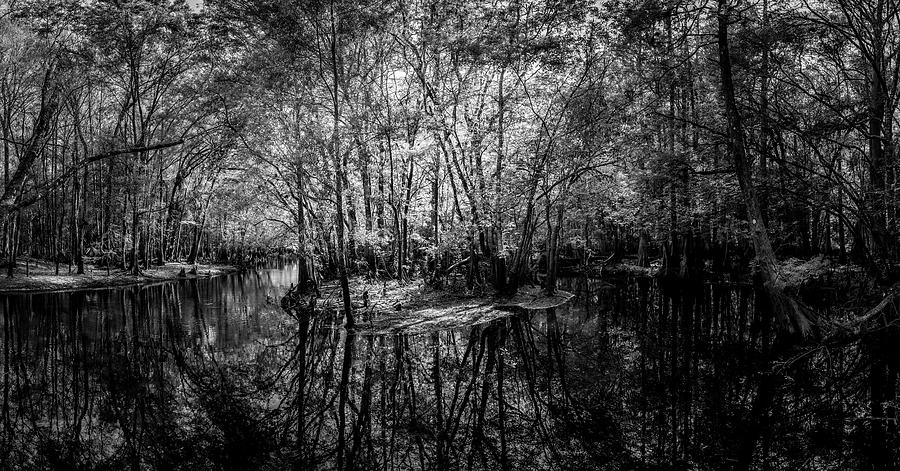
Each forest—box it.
[0,0,900,469]
[2,0,900,296]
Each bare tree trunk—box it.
[717,0,814,337]
[758,0,771,222]
[360,142,377,275]
[509,176,539,293]
[545,200,565,296]
[638,229,650,268]
[130,199,140,274]
[429,151,441,282]
[665,7,678,254]
[72,166,85,274]
[0,65,60,220]
[327,1,354,327]
[1,64,60,276]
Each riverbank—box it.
[0,259,240,294]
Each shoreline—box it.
[281,278,576,334]
[0,262,241,295]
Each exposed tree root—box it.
[766,284,820,339]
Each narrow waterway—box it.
[0,265,884,470]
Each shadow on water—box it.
[0,268,894,470]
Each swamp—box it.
[1,0,900,469]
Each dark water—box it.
[0,266,894,470]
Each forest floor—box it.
[0,258,239,293]
[283,277,575,334]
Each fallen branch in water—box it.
[837,281,900,334]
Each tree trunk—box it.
[0,64,60,221]
[638,229,650,268]
[508,176,540,293]
[717,0,814,337]
[328,2,354,327]
[545,202,565,296]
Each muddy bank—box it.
[0,260,240,294]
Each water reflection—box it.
[0,263,298,469]
[0,269,894,470]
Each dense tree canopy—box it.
[1,0,899,300]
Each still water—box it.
[0,264,890,470]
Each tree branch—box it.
[1,140,185,216]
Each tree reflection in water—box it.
[0,271,894,470]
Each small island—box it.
[282,277,575,334]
